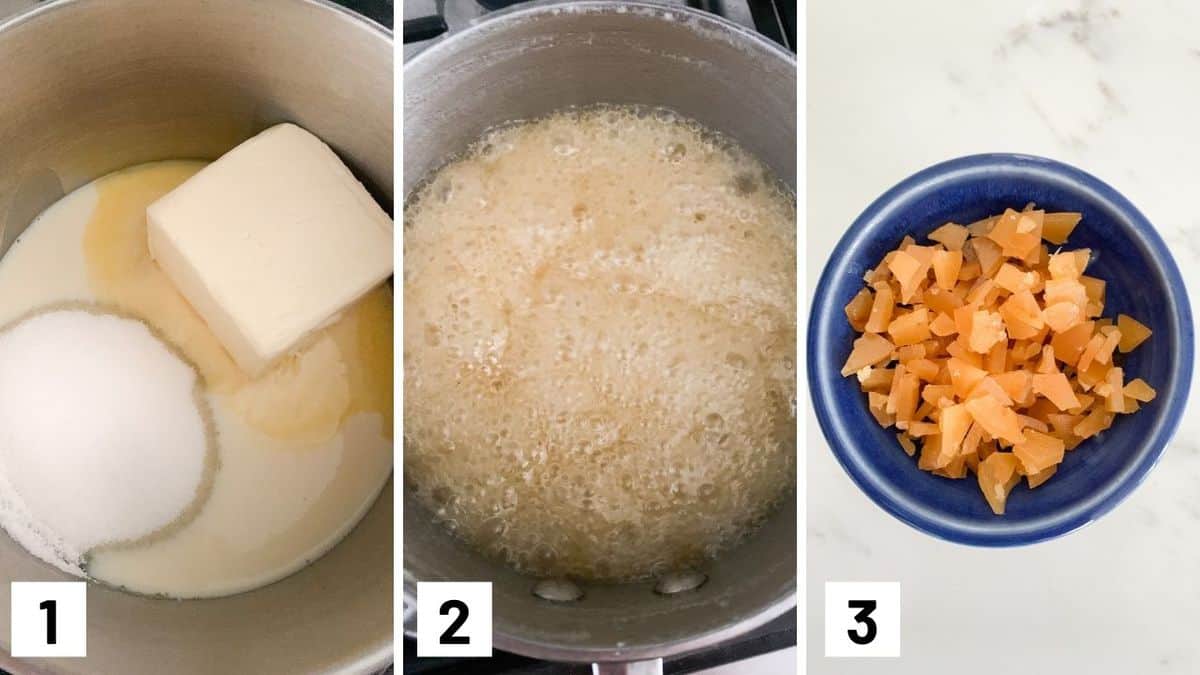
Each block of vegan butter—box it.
[147,123,393,376]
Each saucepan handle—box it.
[591,659,665,675]
[402,15,448,43]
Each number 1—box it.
[39,600,56,645]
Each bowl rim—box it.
[808,152,1195,546]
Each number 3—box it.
[439,599,470,645]
[847,599,877,645]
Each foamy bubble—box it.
[404,105,796,582]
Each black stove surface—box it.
[403,0,795,54]
[338,0,394,28]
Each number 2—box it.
[847,599,877,645]
[439,599,470,645]
[39,600,56,645]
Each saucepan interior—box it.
[0,1,393,673]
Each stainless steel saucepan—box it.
[0,1,393,673]
[403,2,796,671]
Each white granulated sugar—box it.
[0,309,208,573]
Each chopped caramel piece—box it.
[968,310,1006,354]
[893,372,921,423]
[1027,465,1057,489]
[864,284,895,333]
[1071,392,1097,413]
[994,263,1038,294]
[908,421,940,437]
[1124,378,1157,402]
[1042,212,1082,244]
[930,312,957,337]
[868,391,894,427]
[1073,407,1114,439]
[1077,333,1107,372]
[923,286,963,315]
[1043,278,1088,311]
[966,278,997,305]
[965,396,1025,445]
[844,288,874,331]
[1018,415,1050,433]
[888,308,932,347]
[1050,320,1096,367]
[928,222,969,251]
[947,357,988,399]
[887,250,926,303]
[917,434,944,471]
[906,358,940,382]
[858,366,894,391]
[1031,372,1081,411]
[1079,275,1105,305]
[1116,314,1152,353]
[921,384,954,406]
[842,332,895,376]
[1046,412,1083,435]
[938,403,973,461]
[1095,329,1121,365]
[968,376,1015,406]
[985,340,1007,374]
[970,237,1004,277]
[1047,251,1086,280]
[932,249,963,290]
[933,454,968,479]
[994,370,1033,404]
[1013,430,1065,475]
[977,452,1021,515]
[1042,301,1083,333]
[998,290,1044,339]
[967,215,996,236]
[1104,367,1125,413]
[1036,345,1057,374]
[987,208,1042,259]
[958,261,982,281]
[1076,359,1110,392]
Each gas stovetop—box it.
[403,0,794,59]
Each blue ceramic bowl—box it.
[809,153,1194,546]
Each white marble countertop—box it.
[808,1,1200,672]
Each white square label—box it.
[824,581,900,657]
[11,582,86,658]
[416,581,492,657]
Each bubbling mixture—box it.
[404,106,796,582]
[0,161,392,598]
